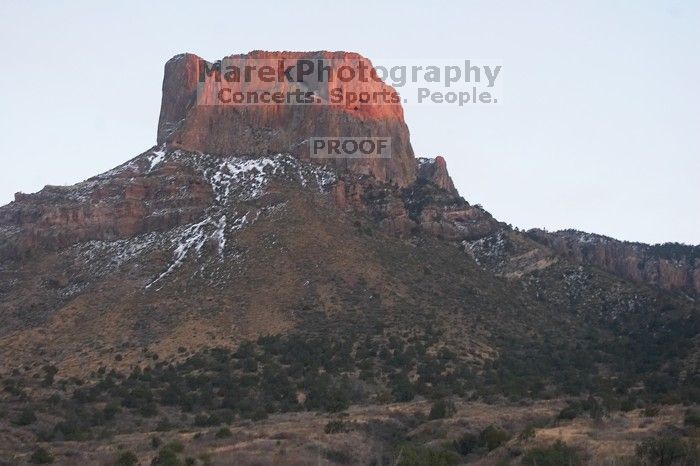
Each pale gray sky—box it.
[0,0,698,244]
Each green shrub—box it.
[453,432,480,455]
[150,435,162,449]
[215,427,232,439]
[635,437,699,466]
[53,418,90,441]
[42,365,58,387]
[30,447,54,464]
[139,401,158,417]
[391,374,416,402]
[324,420,351,434]
[519,424,536,440]
[522,440,581,466]
[163,441,184,453]
[114,451,138,466]
[14,407,37,426]
[684,409,700,427]
[323,448,353,464]
[153,441,185,466]
[104,402,121,420]
[396,444,460,466]
[480,425,510,451]
[152,448,180,466]
[557,403,582,420]
[429,399,456,420]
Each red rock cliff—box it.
[157,51,417,187]
[528,229,700,297]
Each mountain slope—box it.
[0,50,698,465]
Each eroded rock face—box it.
[0,148,213,261]
[157,51,417,187]
[528,229,700,296]
[417,156,456,194]
[331,155,502,241]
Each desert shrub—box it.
[480,425,510,451]
[557,400,585,420]
[152,448,180,465]
[163,441,184,453]
[193,413,218,427]
[239,405,268,421]
[42,365,58,387]
[14,407,37,426]
[390,374,415,402]
[156,418,172,432]
[619,397,637,412]
[215,427,232,439]
[115,451,138,466]
[557,405,580,420]
[453,432,480,455]
[325,420,351,434]
[684,408,700,427]
[323,448,353,464]
[103,402,121,420]
[644,405,660,417]
[241,357,258,373]
[429,399,456,420]
[30,447,54,464]
[519,424,536,440]
[53,418,91,441]
[635,437,699,466]
[396,444,460,466]
[139,401,158,417]
[304,374,350,412]
[153,441,185,466]
[522,440,581,466]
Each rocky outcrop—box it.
[0,148,213,261]
[331,155,501,240]
[416,156,456,194]
[157,51,417,187]
[528,229,700,296]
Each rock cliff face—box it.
[329,153,499,240]
[417,156,456,194]
[0,148,213,261]
[528,229,700,296]
[157,51,416,187]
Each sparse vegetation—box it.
[396,444,460,466]
[635,437,700,466]
[30,447,54,464]
[429,399,456,420]
[114,451,138,466]
[522,440,581,466]
[480,425,511,451]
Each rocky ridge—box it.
[527,228,700,297]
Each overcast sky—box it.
[0,0,697,244]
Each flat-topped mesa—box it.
[157,51,417,187]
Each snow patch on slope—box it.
[144,149,336,290]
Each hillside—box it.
[0,51,698,465]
